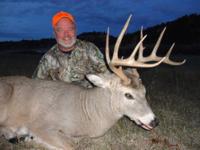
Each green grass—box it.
[0,53,199,150]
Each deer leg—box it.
[31,128,74,150]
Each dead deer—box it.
[0,15,185,150]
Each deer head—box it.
[91,15,185,130]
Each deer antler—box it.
[105,15,186,85]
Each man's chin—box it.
[57,42,76,52]
[58,40,76,49]
[61,44,74,48]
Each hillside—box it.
[124,14,200,55]
[0,13,199,55]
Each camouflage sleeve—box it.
[32,53,59,80]
[87,43,108,73]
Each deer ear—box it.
[125,68,140,78]
[86,74,108,88]
[125,68,141,88]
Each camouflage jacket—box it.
[32,39,108,88]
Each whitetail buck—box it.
[0,15,185,150]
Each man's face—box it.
[54,18,76,50]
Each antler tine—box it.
[113,14,132,60]
[105,27,111,64]
[164,43,186,65]
[138,26,145,60]
[128,34,147,60]
[151,27,166,58]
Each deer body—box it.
[0,74,156,149]
[0,76,113,136]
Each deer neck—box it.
[80,88,123,123]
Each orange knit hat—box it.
[52,11,75,28]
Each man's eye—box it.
[56,28,75,33]
[68,27,75,31]
[125,93,134,100]
[55,28,63,33]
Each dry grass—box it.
[0,53,199,150]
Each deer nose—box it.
[150,118,159,128]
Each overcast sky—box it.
[0,0,200,41]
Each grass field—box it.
[0,52,199,150]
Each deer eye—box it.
[125,93,134,100]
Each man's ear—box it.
[86,74,108,88]
[53,30,56,37]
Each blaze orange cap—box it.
[52,11,75,28]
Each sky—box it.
[0,0,200,41]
